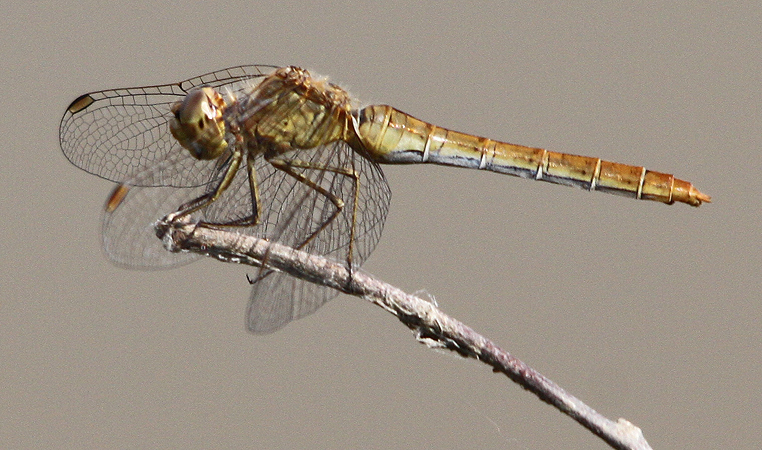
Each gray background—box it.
[2,1,759,449]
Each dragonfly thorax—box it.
[241,67,353,151]
[170,87,229,160]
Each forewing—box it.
[63,65,278,268]
[59,65,276,186]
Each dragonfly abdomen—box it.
[355,105,709,206]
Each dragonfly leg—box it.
[267,156,361,270]
[193,153,263,228]
[246,153,262,226]
[174,145,244,222]
[247,155,360,288]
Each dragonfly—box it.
[60,65,710,334]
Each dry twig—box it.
[155,214,652,450]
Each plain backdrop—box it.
[2,2,759,449]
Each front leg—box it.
[174,144,245,224]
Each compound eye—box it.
[169,87,228,160]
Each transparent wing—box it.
[245,272,342,334]
[59,65,277,186]
[241,141,391,334]
[101,149,233,268]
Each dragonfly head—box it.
[170,87,228,160]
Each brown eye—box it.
[197,118,205,129]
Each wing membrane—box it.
[101,150,229,268]
[59,65,276,186]
[242,141,391,333]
